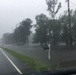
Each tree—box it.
[2,33,14,44]
[72,10,76,42]
[47,19,61,45]
[46,0,61,46]
[60,14,69,46]
[33,14,49,45]
[2,18,32,45]
[14,26,22,44]
[13,18,32,45]
[46,0,61,19]
[20,18,32,44]
[59,10,74,46]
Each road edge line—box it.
[0,48,22,75]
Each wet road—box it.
[0,48,32,75]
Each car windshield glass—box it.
[0,0,76,75]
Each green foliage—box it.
[2,33,14,44]
[33,14,49,45]
[46,0,61,18]
[2,18,32,45]
[14,18,32,44]
[2,0,76,47]
[45,0,62,46]
[59,10,74,46]
[59,11,69,45]
[47,19,61,45]
[72,10,76,42]
[33,13,61,46]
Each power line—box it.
[34,3,46,12]
[33,4,47,15]
[70,1,76,7]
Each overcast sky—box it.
[0,0,76,38]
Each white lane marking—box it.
[0,49,22,75]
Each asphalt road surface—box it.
[0,48,32,75]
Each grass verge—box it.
[1,47,51,71]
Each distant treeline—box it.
[2,0,76,47]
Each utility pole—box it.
[67,0,73,47]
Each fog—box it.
[0,0,76,38]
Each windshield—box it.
[0,0,76,75]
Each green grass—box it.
[1,47,52,71]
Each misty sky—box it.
[0,0,76,38]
